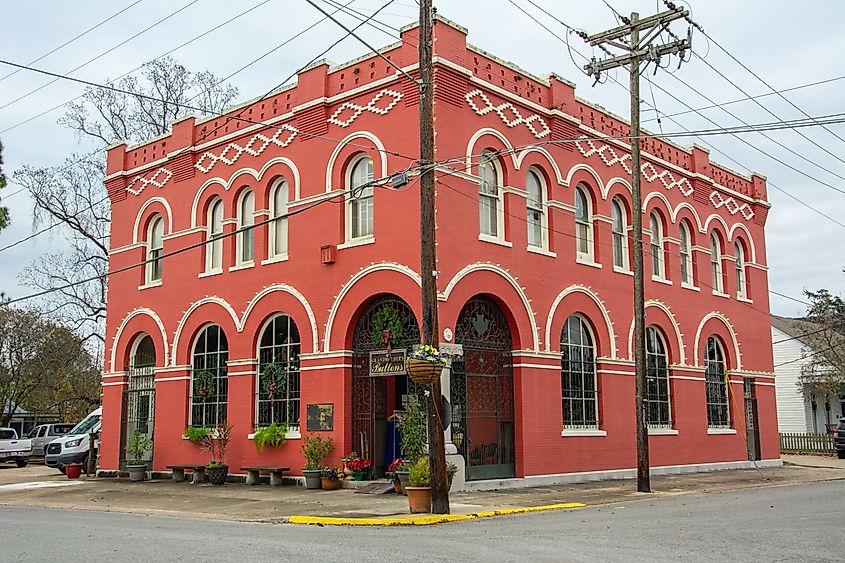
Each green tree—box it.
[796,288,845,403]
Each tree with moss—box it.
[0,139,8,232]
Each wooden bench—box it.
[166,465,207,484]
[240,466,291,486]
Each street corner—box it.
[286,502,587,526]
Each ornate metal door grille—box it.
[120,366,156,470]
[352,296,421,476]
[451,296,515,480]
[744,379,761,461]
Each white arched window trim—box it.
[611,198,629,272]
[710,233,725,295]
[574,185,595,263]
[205,198,224,274]
[345,154,375,244]
[269,179,289,260]
[649,212,666,280]
[236,189,256,266]
[145,215,164,285]
[679,221,694,288]
[734,241,748,300]
[526,168,548,251]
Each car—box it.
[44,407,101,474]
[27,423,77,457]
[834,418,845,460]
[0,428,33,467]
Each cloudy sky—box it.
[1,0,843,317]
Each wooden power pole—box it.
[418,0,449,514]
[584,6,691,494]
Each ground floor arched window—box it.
[646,326,671,428]
[561,315,598,429]
[257,315,300,429]
[190,325,228,427]
[704,336,729,427]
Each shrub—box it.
[396,397,427,465]
[125,431,152,465]
[408,456,431,487]
[301,435,333,470]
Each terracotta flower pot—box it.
[393,480,402,494]
[321,477,340,490]
[406,358,444,385]
[406,486,432,513]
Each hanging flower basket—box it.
[406,359,443,385]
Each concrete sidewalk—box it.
[1,461,842,525]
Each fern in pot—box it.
[125,431,152,482]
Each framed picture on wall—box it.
[306,403,334,432]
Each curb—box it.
[286,502,586,526]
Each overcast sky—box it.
[1,0,844,318]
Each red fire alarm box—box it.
[321,244,336,264]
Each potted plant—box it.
[301,435,333,489]
[406,345,446,385]
[183,426,209,443]
[345,457,372,481]
[199,421,232,485]
[395,396,427,494]
[253,421,288,452]
[406,456,432,513]
[125,430,152,482]
[446,461,458,491]
[320,466,342,490]
[342,451,359,478]
[388,458,404,493]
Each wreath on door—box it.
[194,369,216,402]
[261,362,287,403]
[373,306,404,349]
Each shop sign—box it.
[369,349,406,377]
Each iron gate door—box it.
[352,296,421,477]
[451,296,515,480]
[744,379,760,461]
[120,367,155,470]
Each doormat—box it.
[354,480,396,494]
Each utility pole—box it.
[584,6,691,494]
[418,0,449,514]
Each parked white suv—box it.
[44,407,101,474]
[0,428,33,467]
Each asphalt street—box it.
[2,480,842,562]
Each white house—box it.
[772,315,844,434]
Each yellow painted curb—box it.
[287,502,586,526]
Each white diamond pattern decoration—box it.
[575,137,694,197]
[327,89,403,128]
[126,167,173,196]
[709,191,755,220]
[465,89,551,139]
[194,125,299,174]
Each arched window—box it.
[130,334,156,370]
[646,326,671,428]
[146,215,164,283]
[348,155,374,240]
[649,212,665,279]
[526,169,545,248]
[190,325,228,427]
[574,186,593,260]
[679,221,693,285]
[735,241,747,298]
[710,234,723,293]
[238,189,255,264]
[704,336,729,427]
[207,198,224,272]
[611,198,628,270]
[478,150,501,237]
[561,315,598,428]
[257,315,301,429]
[270,179,289,258]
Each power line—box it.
[0,0,145,85]
[0,0,202,112]
[773,341,845,368]
[0,223,61,253]
[0,0,273,136]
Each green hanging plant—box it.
[253,421,289,452]
[193,369,216,402]
[373,306,404,347]
[261,362,288,402]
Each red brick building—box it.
[99,17,779,487]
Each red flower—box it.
[346,458,373,473]
[388,458,404,473]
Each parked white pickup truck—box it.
[0,428,32,467]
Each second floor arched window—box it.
[574,186,593,260]
[479,151,501,238]
[649,212,665,279]
[710,234,723,293]
[238,190,255,264]
[348,155,374,240]
[526,169,545,248]
[611,198,628,270]
[270,179,289,258]
[735,241,747,298]
[207,198,224,272]
[146,215,164,283]
[679,221,693,285]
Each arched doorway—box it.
[351,295,421,476]
[121,334,156,469]
[451,296,515,480]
